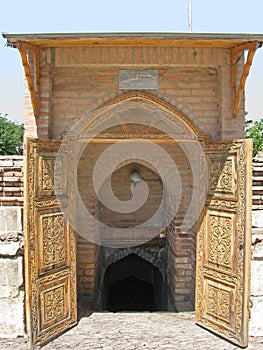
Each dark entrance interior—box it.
[102,254,165,312]
[108,276,153,311]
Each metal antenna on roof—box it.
[188,0,192,32]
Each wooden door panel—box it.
[203,277,236,329]
[38,274,71,331]
[37,208,69,274]
[36,152,66,197]
[208,152,237,198]
[204,208,237,272]
[24,138,77,349]
[196,139,252,348]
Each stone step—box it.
[252,194,263,199]
[252,201,263,206]
[253,202,263,206]
[252,186,263,191]
[0,177,23,182]
[0,167,23,172]
[253,204,263,210]
[253,169,263,173]
[253,175,263,180]
[0,186,23,192]
[253,177,263,181]
[252,227,263,234]
[0,196,23,202]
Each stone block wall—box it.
[0,156,25,337]
[250,235,263,337]
[250,157,263,336]
[0,234,24,337]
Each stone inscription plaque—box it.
[119,70,158,90]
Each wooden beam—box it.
[76,138,199,144]
[232,41,260,117]
[231,41,258,56]
[4,32,263,49]
[18,42,40,118]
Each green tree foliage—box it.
[0,113,24,155]
[245,118,263,157]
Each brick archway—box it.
[76,107,198,312]
[95,247,167,311]
[74,91,208,142]
[102,254,165,312]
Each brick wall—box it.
[75,137,193,306]
[49,65,220,139]
[24,45,245,140]
[0,156,23,207]
[99,164,163,228]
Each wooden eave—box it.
[3,32,263,118]
[3,32,263,48]
[231,41,261,117]
[17,42,40,118]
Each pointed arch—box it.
[102,253,165,311]
[74,92,209,141]
[95,246,167,310]
[101,246,165,275]
[113,158,161,179]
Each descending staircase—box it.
[252,157,263,210]
[0,156,23,206]
[252,158,263,242]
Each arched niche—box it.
[102,254,166,312]
[72,92,209,142]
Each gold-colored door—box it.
[196,139,252,348]
[24,138,77,349]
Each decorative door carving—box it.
[24,138,77,349]
[196,139,252,348]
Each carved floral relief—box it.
[207,213,233,269]
[25,138,77,347]
[206,283,232,325]
[209,155,236,196]
[39,156,64,195]
[42,214,66,268]
[42,285,65,324]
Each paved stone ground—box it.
[0,312,263,350]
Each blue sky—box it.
[1,0,263,123]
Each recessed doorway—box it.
[102,253,165,312]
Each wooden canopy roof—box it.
[3,32,263,119]
[3,32,263,48]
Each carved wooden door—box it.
[24,138,77,349]
[196,139,252,348]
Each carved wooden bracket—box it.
[18,42,40,118]
[231,41,260,118]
